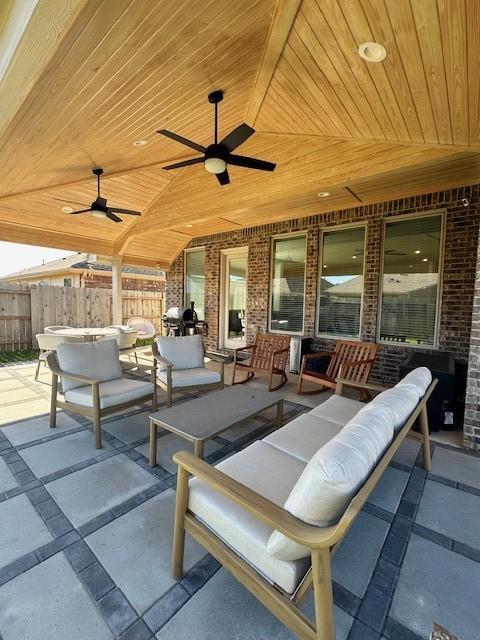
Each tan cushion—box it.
[157,368,221,388]
[267,404,394,561]
[155,335,204,371]
[188,441,309,594]
[56,339,122,392]
[263,413,343,463]
[310,395,365,425]
[64,378,154,409]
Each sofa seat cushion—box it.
[64,378,154,409]
[155,335,204,371]
[56,339,122,392]
[157,368,221,388]
[310,395,365,425]
[263,414,343,463]
[188,441,309,594]
[267,404,394,561]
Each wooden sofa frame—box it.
[171,376,437,640]
[152,341,224,408]
[298,339,379,397]
[47,352,157,449]
[232,333,290,391]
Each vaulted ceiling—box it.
[0,0,479,269]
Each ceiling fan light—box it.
[91,209,107,219]
[204,157,227,174]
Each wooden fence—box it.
[0,285,163,351]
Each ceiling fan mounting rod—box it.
[93,167,103,197]
[208,90,223,145]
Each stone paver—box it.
[431,446,480,489]
[416,480,480,550]
[155,568,352,640]
[102,411,150,444]
[135,433,223,473]
[392,439,421,467]
[0,456,18,493]
[391,534,480,640]
[369,466,410,513]
[47,454,157,527]
[0,552,114,640]
[87,490,206,614]
[0,494,52,568]
[3,411,80,446]
[0,399,50,425]
[19,430,112,477]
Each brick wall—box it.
[165,185,480,446]
[82,274,165,293]
[464,222,480,450]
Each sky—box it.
[0,242,74,277]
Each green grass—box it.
[0,349,39,365]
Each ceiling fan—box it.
[157,90,276,185]
[56,168,141,222]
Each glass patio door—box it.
[222,249,247,350]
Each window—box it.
[63,278,72,287]
[318,226,365,338]
[379,213,443,346]
[185,249,205,319]
[270,235,306,334]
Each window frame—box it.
[183,246,206,317]
[377,210,446,349]
[268,231,307,336]
[316,222,367,341]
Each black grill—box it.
[163,302,207,336]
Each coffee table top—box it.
[150,385,283,442]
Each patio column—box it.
[111,256,123,325]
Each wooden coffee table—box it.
[148,385,284,466]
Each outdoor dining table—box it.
[53,326,136,341]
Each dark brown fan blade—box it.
[216,170,230,185]
[157,129,206,153]
[54,198,89,207]
[106,212,122,223]
[162,157,204,171]
[227,154,276,172]
[69,209,92,215]
[107,207,141,216]
[220,123,255,152]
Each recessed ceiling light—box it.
[422,258,428,262]
[62,206,74,213]
[414,250,421,254]
[185,224,193,228]
[133,140,148,147]
[317,191,330,197]
[352,255,357,259]
[323,264,327,268]
[358,42,387,63]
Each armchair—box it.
[232,333,290,391]
[153,334,224,408]
[47,339,156,448]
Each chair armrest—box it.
[205,352,232,364]
[233,344,255,364]
[121,361,155,374]
[335,377,391,394]
[151,342,173,369]
[173,450,338,549]
[302,351,332,361]
[338,357,376,377]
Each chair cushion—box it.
[267,404,394,561]
[64,378,154,409]
[370,386,420,431]
[309,395,365,425]
[157,368,221,388]
[56,339,122,392]
[155,335,204,371]
[396,366,432,396]
[188,441,309,594]
[263,413,343,463]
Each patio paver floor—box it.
[0,363,480,639]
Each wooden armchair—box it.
[232,333,290,391]
[298,339,378,396]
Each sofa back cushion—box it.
[396,366,432,396]
[56,339,122,392]
[267,405,394,561]
[155,335,204,371]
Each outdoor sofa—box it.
[171,367,436,640]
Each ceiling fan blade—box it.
[162,157,204,171]
[106,212,122,223]
[107,207,141,216]
[216,169,230,186]
[220,123,255,152]
[157,129,206,153]
[69,209,92,215]
[227,154,276,172]
[54,197,89,207]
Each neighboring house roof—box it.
[325,273,438,296]
[0,253,165,281]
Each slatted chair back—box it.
[252,333,290,371]
[326,340,378,382]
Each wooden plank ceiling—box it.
[0,0,479,268]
